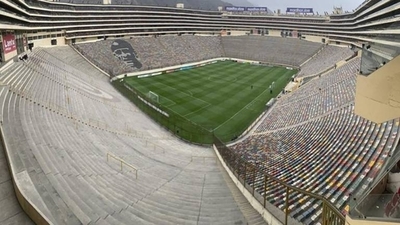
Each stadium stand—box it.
[75,35,322,77]
[56,0,231,11]
[1,0,400,223]
[75,40,134,76]
[0,46,262,225]
[229,57,400,223]
[298,45,355,77]
[75,35,224,76]
[255,58,359,131]
[0,139,34,225]
[221,36,323,67]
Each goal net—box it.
[148,91,159,103]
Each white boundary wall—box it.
[111,57,265,81]
[213,145,283,225]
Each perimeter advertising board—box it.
[286,8,313,13]
[225,6,268,12]
[2,34,16,54]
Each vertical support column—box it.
[243,161,247,185]
[322,201,327,225]
[264,174,267,208]
[252,166,256,196]
[285,186,290,225]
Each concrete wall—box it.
[72,37,100,44]
[229,30,249,36]
[0,126,50,225]
[355,55,400,123]
[213,145,283,225]
[29,37,66,47]
[269,30,281,37]
[302,35,325,43]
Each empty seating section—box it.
[75,36,224,76]
[75,40,133,76]
[75,35,325,77]
[0,47,248,225]
[0,123,34,225]
[230,57,400,224]
[298,45,354,77]
[232,105,400,224]
[221,36,323,67]
[256,58,359,132]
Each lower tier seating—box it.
[230,57,400,224]
[0,47,249,225]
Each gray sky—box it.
[249,0,365,14]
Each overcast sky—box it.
[249,0,365,14]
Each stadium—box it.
[0,0,399,224]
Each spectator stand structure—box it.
[75,35,224,77]
[223,56,400,224]
[31,35,399,225]
[74,35,322,77]
[0,46,267,225]
[297,45,355,78]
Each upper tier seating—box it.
[0,46,250,225]
[221,36,323,67]
[75,35,224,76]
[75,35,323,77]
[298,45,355,77]
[230,57,400,224]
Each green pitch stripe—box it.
[125,61,297,143]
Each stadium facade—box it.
[0,0,399,61]
[0,0,400,225]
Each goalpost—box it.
[147,91,159,103]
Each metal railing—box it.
[107,153,138,179]
[213,135,345,225]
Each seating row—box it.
[0,47,248,224]
[230,57,400,224]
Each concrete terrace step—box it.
[0,110,33,225]
[0,47,253,225]
[216,154,267,225]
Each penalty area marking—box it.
[156,81,209,106]
[183,103,212,118]
[213,87,271,132]
[162,96,177,107]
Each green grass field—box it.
[121,61,296,143]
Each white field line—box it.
[155,81,210,106]
[183,103,211,118]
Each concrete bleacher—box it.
[298,45,355,78]
[75,35,224,76]
[256,58,360,132]
[221,36,323,67]
[229,57,400,224]
[0,46,264,224]
[75,35,324,77]
[0,128,34,225]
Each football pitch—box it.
[121,61,297,143]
